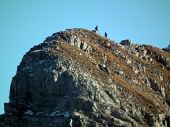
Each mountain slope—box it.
[0,28,170,127]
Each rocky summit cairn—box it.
[0,28,170,127]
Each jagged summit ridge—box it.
[0,28,170,127]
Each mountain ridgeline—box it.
[0,28,170,127]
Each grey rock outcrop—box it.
[120,39,132,45]
[0,28,170,127]
[166,44,170,53]
[163,44,170,54]
[98,64,111,75]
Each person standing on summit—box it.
[95,25,98,31]
[105,32,107,38]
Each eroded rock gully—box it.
[0,28,170,127]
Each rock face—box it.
[163,44,170,54]
[120,39,132,45]
[0,28,170,127]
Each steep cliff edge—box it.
[0,28,170,127]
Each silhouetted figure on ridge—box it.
[95,25,98,31]
[105,32,107,38]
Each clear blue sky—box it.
[0,0,169,114]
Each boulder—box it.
[98,64,111,75]
[120,39,132,45]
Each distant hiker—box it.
[95,25,98,31]
[105,32,107,38]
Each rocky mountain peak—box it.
[0,28,170,127]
